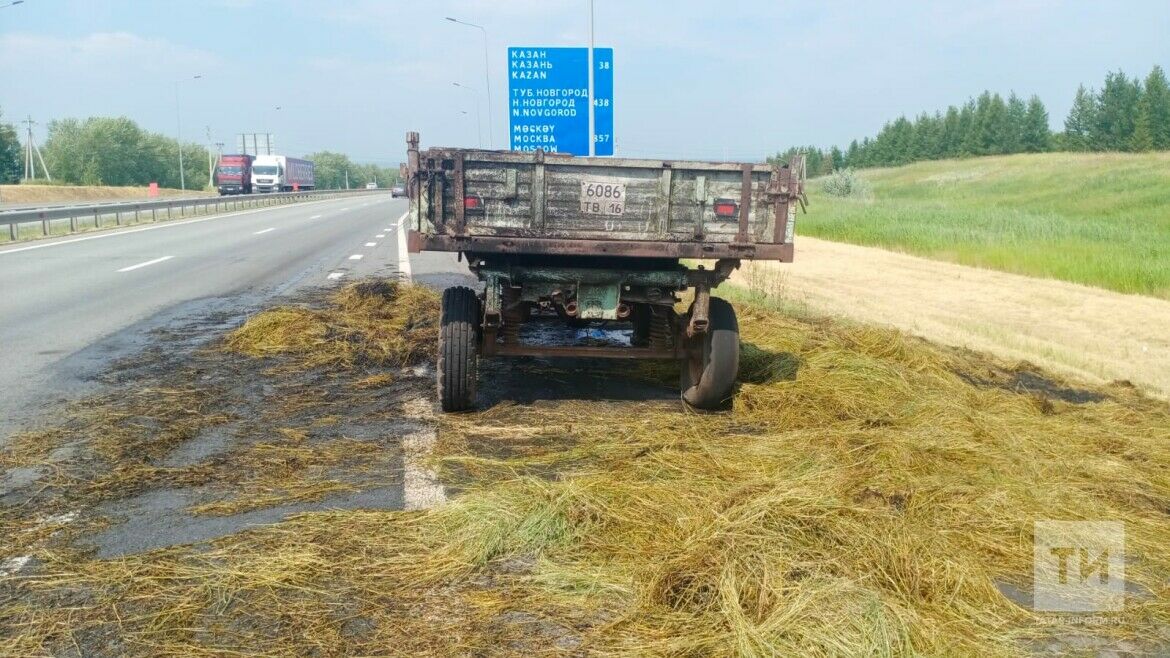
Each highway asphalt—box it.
[0,193,467,437]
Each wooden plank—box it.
[656,167,673,237]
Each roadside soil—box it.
[733,236,1170,398]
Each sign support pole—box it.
[587,0,595,157]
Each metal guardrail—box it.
[0,189,389,241]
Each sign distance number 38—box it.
[580,180,625,216]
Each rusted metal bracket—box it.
[406,132,420,199]
[688,282,711,337]
[482,272,502,329]
[767,156,807,244]
[453,153,466,235]
[712,258,740,284]
[736,164,754,244]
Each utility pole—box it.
[21,116,50,182]
[344,169,350,190]
[205,126,214,188]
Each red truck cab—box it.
[215,154,254,195]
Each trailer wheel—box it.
[680,297,739,410]
[438,286,480,412]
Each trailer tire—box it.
[680,297,739,410]
[438,286,480,412]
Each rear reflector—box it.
[463,195,483,210]
[713,199,738,218]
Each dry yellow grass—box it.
[3,280,1169,656]
[225,279,439,369]
[0,183,212,205]
[732,237,1170,398]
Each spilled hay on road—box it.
[2,279,1169,655]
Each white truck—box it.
[251,155,315,193]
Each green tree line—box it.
[775,64,1170,175]
[0,112,398,190]
[304,151,401,190]
[0,110,23,184]
[39,116,213,189]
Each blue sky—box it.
[1,0,1167,164]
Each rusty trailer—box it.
[404,132,804,411]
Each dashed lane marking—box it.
[116,255,173,272]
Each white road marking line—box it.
[327,272,345,280]
[348,254,363,260]
[253,227,275,235]
[365,242,377,247]
[384,227,393,231]
[0,197,352,256]
[340,207,351,212]
[401,395,445,509]
[375,234,385,238]
[117,255,173,272]
[395,211,412,281]
[310,214,322,219]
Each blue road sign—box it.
[508,46,614,156]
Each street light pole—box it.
[453,83,483,148]
[175,74,201,191]
[0,1,26,9]
[445,17,493,149]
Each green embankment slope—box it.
[802,152,1170,298]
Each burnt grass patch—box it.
[3,280,1170,656]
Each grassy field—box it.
[0,183,212,205]
[802,152,1170,298]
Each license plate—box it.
[580,181,625,216]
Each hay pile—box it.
[225,279,439,369]
[3,282,1170,656]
